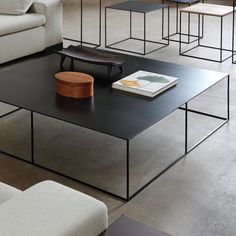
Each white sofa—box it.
[0,181,108,236]
[0,0,63,64]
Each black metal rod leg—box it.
[220,16,223,62]
[232,1,235,63]
[126,140,130,200]
[161,0,165,38]
[227,75,230,120]
[188,4,191,43]
[162,6,169,44]
[198,14,201,46]
[168,6,170,44]
[176,2,179,33]
[120,65,124,77]
[185,103,188,154]
[105,7,107,47]
[80,0,83,45]
[179,11,182,54]
[201,15,204,38]
[144,13,146,55]
[60,55,66,70]
[99,0,102,46]
[130,11,132,38]
[31,111,34,164]
[107,65,113,82]
[162,5,165,39]
[71,58,74,70]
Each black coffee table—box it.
[101,215,172,236]
[0,48,229,200]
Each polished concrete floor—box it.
[0,1,236,236]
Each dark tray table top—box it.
[102,215,172,236]
[0,48,228,140]
[107,1,168,13]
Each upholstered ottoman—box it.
[0,181,108,236]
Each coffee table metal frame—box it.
[0,56,230,201]
[63,0,102,48]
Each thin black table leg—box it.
[220,16,223,62]
[120,65,124,77]
[107,65,113,82]
[201,15,204,38]
[227,75,230,120]
[198,14,201,46]
[105,7,107,47]
[126,140,130,201]
[188,3,191,44]
[144,13,146,55]
[81,0,83,46]
[70,58,74,70]
[31,111,34,164]
[162,5,165,39]
[60,55,66,70]
[130,11,132,38]
[179,11,182,54]
[232,0,235,63]
[176,2,179,33]
[185,103,188,154]
[168,6,170,44]
[99,0,102,46]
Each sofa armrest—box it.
[31,0,63,47]
[0,182,22,205]
[0,181,108,236]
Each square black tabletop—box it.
[0,50,228,140]
[107,1,168,13]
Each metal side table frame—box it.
[63,0,102,48]
[105,1,170,55]
[162,0,204,44]
[179,3,234,63]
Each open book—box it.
[112,70,178,97]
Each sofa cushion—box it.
[0,0,33,15]
[0,13,46,36]
[0,182,22,205]
[0,181,108,236]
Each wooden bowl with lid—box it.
[55,72,94,99]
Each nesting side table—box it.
[179,3,234,62]
[162,0,203,44]
[105,1,170,55]
[64,0,102,48]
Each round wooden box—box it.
[55,72,94,99]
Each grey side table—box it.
[63,0,102,48]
